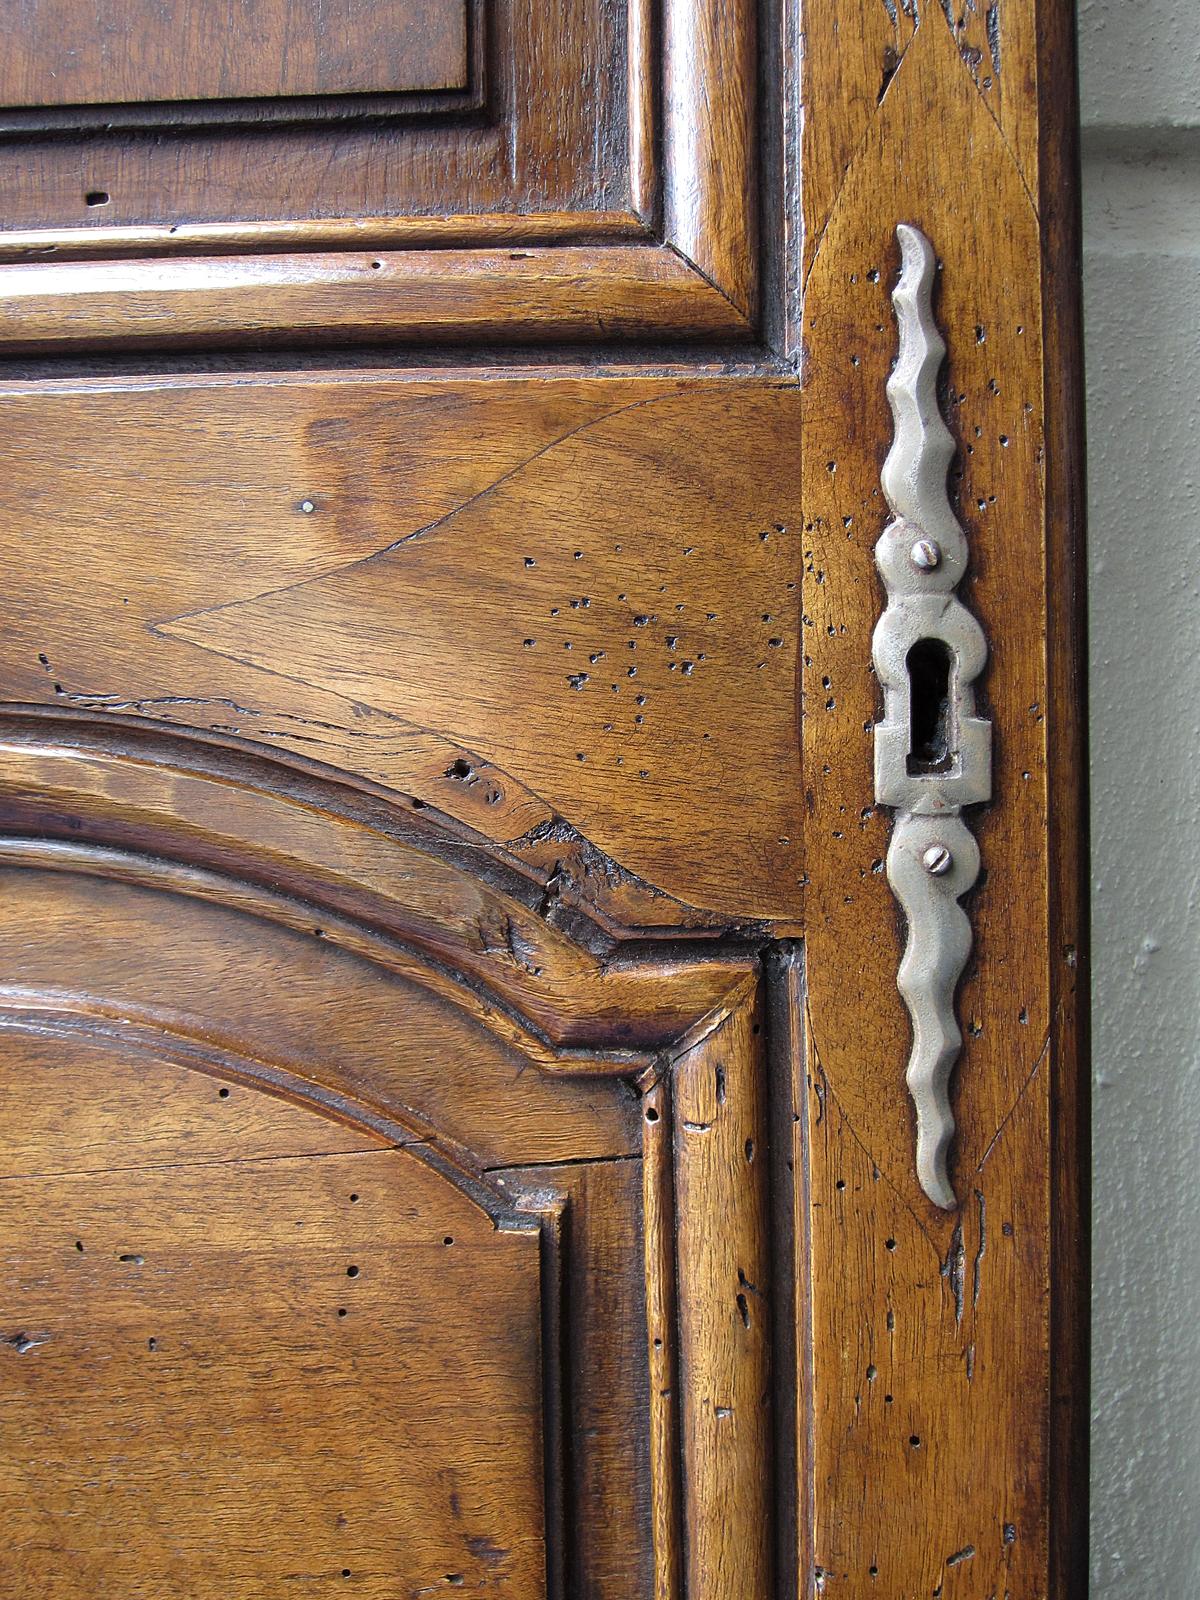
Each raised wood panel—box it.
[0,374,803,924]
[0,1032,550,1599]
[0,0,760,350]
[0,0,469,110]
[0,0,624,237]
[0,835,778,1599]
[0,865,646,1165]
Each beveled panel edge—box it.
[0,0,762,349]
[0,210,652,264]
[0,728,761,1063]
[0,707,759,947]
[0,243,753,354]
[0,1004,533,1229]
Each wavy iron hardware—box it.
[872,224,992,1210]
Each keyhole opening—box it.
[906,637,956,774]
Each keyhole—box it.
[906,637,956,774]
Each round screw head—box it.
[910,538,942,571]
[922,843,953,876]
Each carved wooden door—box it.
[0,3,1087,1597]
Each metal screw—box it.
[922,843,953,876]
[910,538,942,571]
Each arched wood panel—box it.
[0,759,775,1600]
[0,1029,550,1600]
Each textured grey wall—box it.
[1078,2,1200,1593]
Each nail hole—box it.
[346,1265,360,1278]
[85,190,110,207]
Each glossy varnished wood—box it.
[0,0,469,107]
[797,6,1084,1596]
[0,0,761,350]
[0,374,802,921]
[0,1,1087,1595]
[0,1035,549,1599]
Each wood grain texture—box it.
[0,866,647,1171]
[672,978,773,1600]
[0,1032,550,1599]
[0,741,753,1060]
[797,5,1083,1593]
[0,0,628,236]
[800,0,1039,281]
[495,1159,657,1600]
[0,0,1089,1590]
[0,0,762,348]
[0,0,469,107]
[642,1077,683,1600]
[0,374,802,923]
[0,246,754,354]
[663,0,758,318]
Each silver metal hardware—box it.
[909,538,942,571]
[872,223,994,1211]
[921,843,953,876]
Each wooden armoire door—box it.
[0,3,1087,1597]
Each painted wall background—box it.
[1078,3,1200,1593]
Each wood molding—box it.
[663,0,758,320]
[669,977,774,1600]
[0,0,761,351]
[0,0,480,135]
[0,806,780,1596]
[0,244,751,354]
[0,732,758,1064]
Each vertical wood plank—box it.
[673,977,773,1600]
[798,5,1078,1593]
[643,1076,684,1600]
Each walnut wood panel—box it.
[0,1032,549,1599]
[0,0,621,238]
[0,0,760,349]
[0,839,777,1598]
[0,865,647,1167]
[0,374,802,923]
[0,0,1089,1592]
[0,0,469,109]
[0,855,764,1599]
[797,7,1084,1597]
